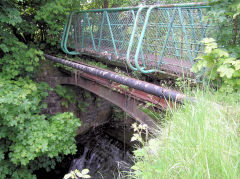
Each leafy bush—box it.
[0,78,81,178]
[192,0,240,91]
[192,38,240,91]
[0,35,43,79]
[35,0,83,47]
[207,0,240,47]
[130,89,240,178]
[0,0,44,79]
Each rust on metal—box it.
[59,75,158,132]
[44,54,187,132]
[44,54,186,102]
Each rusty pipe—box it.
[44,54,186,102]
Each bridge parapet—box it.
[61,2,211,75]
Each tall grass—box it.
[129,89,240,179]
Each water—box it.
[68,126,133,179]
[35,118,135,179]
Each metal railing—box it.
[61,2,211,74]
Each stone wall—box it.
[36,61,113,134]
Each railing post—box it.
[178,8,193,66]
[166,9,180,57]
[86,12,97,51]
[126,6,147,71]
[187,9,197,58]
[81,12,86,49]
[106,11,118,57]
[131,10,146,67]
[61,12,79,55]
[98,11,105,52]
[194,8,209,59]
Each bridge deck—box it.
[80,46,192,75]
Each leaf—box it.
[26,66,34,72]
[232,60,240,70]
[223,57,235,64]
[131,136,137,142]
[0,44,9,53]
[63,173,72,179]
[217,66,235,79]
[81,169,90,175]
[76,172,83,178]
[83,175,91,178]
[213,49,229,58]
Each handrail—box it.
[60,2,210,75]
[73,2,207,13]
[61,12,79,55]
[126,6,148,71]
[134,6,177,73]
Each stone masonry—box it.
[36,61,113,135]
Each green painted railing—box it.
[61,3,211,74]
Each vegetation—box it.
[193,0,240,91]
[129,1,240,178]
[192,38,240,91]
[56,85,77,108]
[0,0,86,178]
[0,77,81,178]
[130,89,240,178]
[0,0,239,178]
[64,169,91,179]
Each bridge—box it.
[45,3,209,131]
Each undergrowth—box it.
[128,89,240,179]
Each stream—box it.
[36,119,135,179]
[69,126,133,178]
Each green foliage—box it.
[207,0,240,46]
[112,106,125,120]
[83,91,91,99]
[192,0,240,91]
[78,101,89,112]
[64,169,91,179]
[86,61,108,69]
[118,84,130,91]
[139,103,162,121]
[56,85,77,108]
[131,123,148,145]
[129,89,240,178]
[55,85,90,112]
[0,1,44,79]
[29,155,63,172]
[95,97,101,107]
[35,0,84,47]
[0,39,43,79]
[192,38,240,91]
[0,1,22,26]
[0,78,81,178]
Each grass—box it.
[128,89,240,179]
